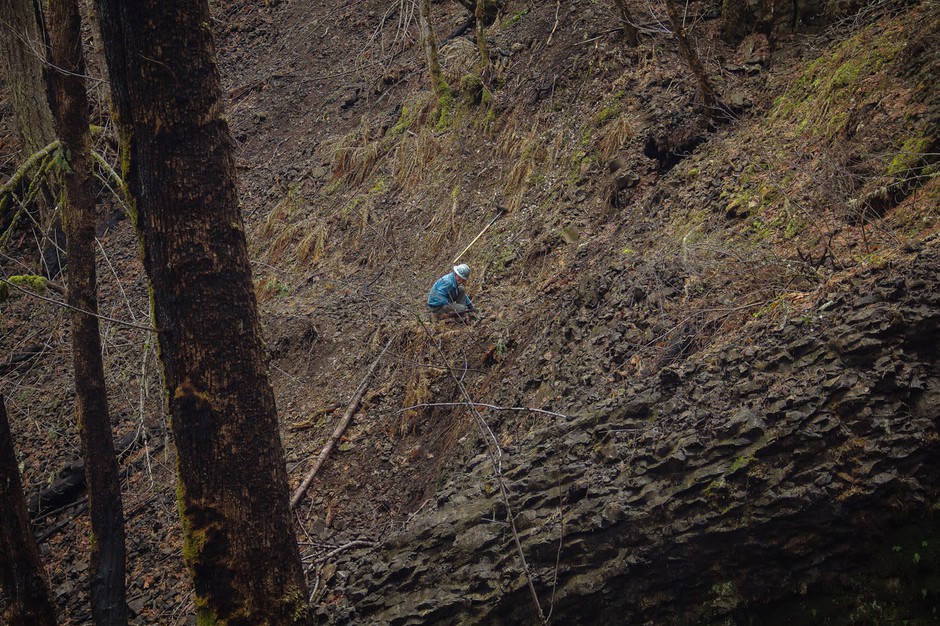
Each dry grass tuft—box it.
[392,128,441,192]
[296,220,329,266]
[597,115,633,164]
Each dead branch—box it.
[396,401,571,420]
[290,337,393,509]
[305,539,376,564]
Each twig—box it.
[547,0,560,45]
[35,501,88,543]
[0,278,155,332]
[290,338,393,509]
[395,401,570,420]
[544,489,566,623]
[0,140,60,197]
[306,539,376,564]
[416,315,547,624]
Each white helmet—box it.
[453,264,470,280]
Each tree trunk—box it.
[0,0,55,154]
[0,0,65,279]
[0,396,58,626]
[46,0,128,623]
[475,0,489,69]
[612,0,640,47]
[418,0,453,128]
[95,2,312,624]
[663,0,721,119]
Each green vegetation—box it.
[501,8,528,29]
[0,274,48,302]
[770,22,906,140]
[593,105,620,129]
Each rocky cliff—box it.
[328,241,939,624]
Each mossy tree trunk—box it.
[663,0,722,119]
[0,396,58,626]
[47,0,128,623]
[475,0,489,69]
[95,1,312,624]
[418,0,453,128]
[0,0,65,279]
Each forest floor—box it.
[1,0,937,623]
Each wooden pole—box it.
[452,211,502,265]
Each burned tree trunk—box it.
[0,396,58,626]
[46,0,128,622]
[96,1,311,623]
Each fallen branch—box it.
[0,345,43,376]
[27,427,153,517]
[290,337,393,509]
[395,401,571,420]
[304,539,376,564]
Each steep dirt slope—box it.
[0,0,937,623]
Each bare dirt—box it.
[1,0,937,623]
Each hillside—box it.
[1,0,938,623]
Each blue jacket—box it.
[427,272,473,309]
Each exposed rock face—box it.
[329,244,940,625]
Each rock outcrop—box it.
[328,242,940,624]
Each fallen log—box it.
[27,426,149,518]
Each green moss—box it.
[729,453,755,473]
[769,24,907,140]
[434,77,455,131]
[593,105,620,128]
[8,274,47,293]
[389,104,419,139]
[888,134,934,177]
[500,8,528,29]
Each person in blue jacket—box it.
[428,264,476,320]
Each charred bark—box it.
[96,1,311,623]
[47,0,128,623]
[0,396,58,626]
